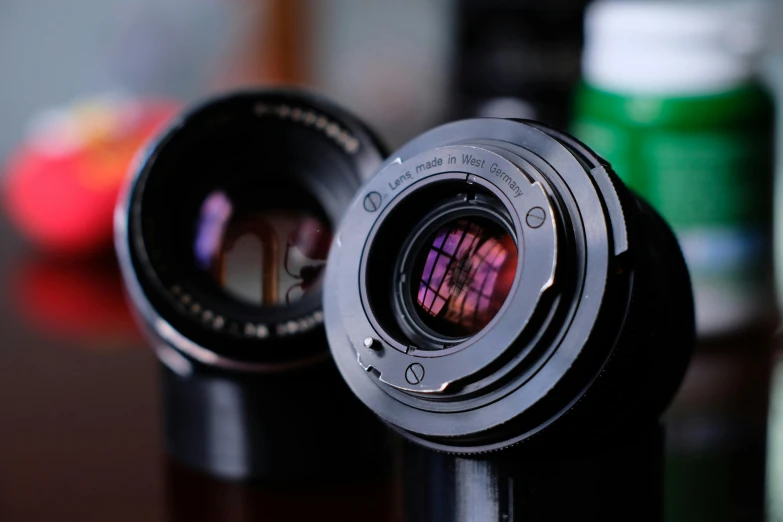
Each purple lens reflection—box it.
[193,190,331,307]
[413,218,517,338]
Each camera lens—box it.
[116,90,385,370]
[324,119,694,454]
[116,90,391,481]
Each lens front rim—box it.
[116,90,384,371]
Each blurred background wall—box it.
[0,0,238,157]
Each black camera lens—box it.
[115,90,390,481]
[116,90,384,370]
[324,119,694,454]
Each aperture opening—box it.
[365,180,519,351]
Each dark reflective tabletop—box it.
[0,216,775,522]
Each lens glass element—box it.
[193,190,331,307]
[411,216,517,338]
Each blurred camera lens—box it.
[116,90,384,370]
[115,91,389,481]
[324,119,694,454]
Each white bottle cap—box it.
[583,1,768,95]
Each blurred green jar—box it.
[573,0,774,338]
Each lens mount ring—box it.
[344,146,558,394]
[325,119,627,446]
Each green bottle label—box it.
[573,84,774,336]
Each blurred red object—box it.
[12,253,141,350]
[3,95,179,255]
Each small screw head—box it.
[526,207,546,228]
[363,191,382,212]
[363,337,375,348]
[405,363,425,385]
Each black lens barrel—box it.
[115,90,391,480]
[324,118,694,453]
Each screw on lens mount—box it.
[324,118,694,454]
